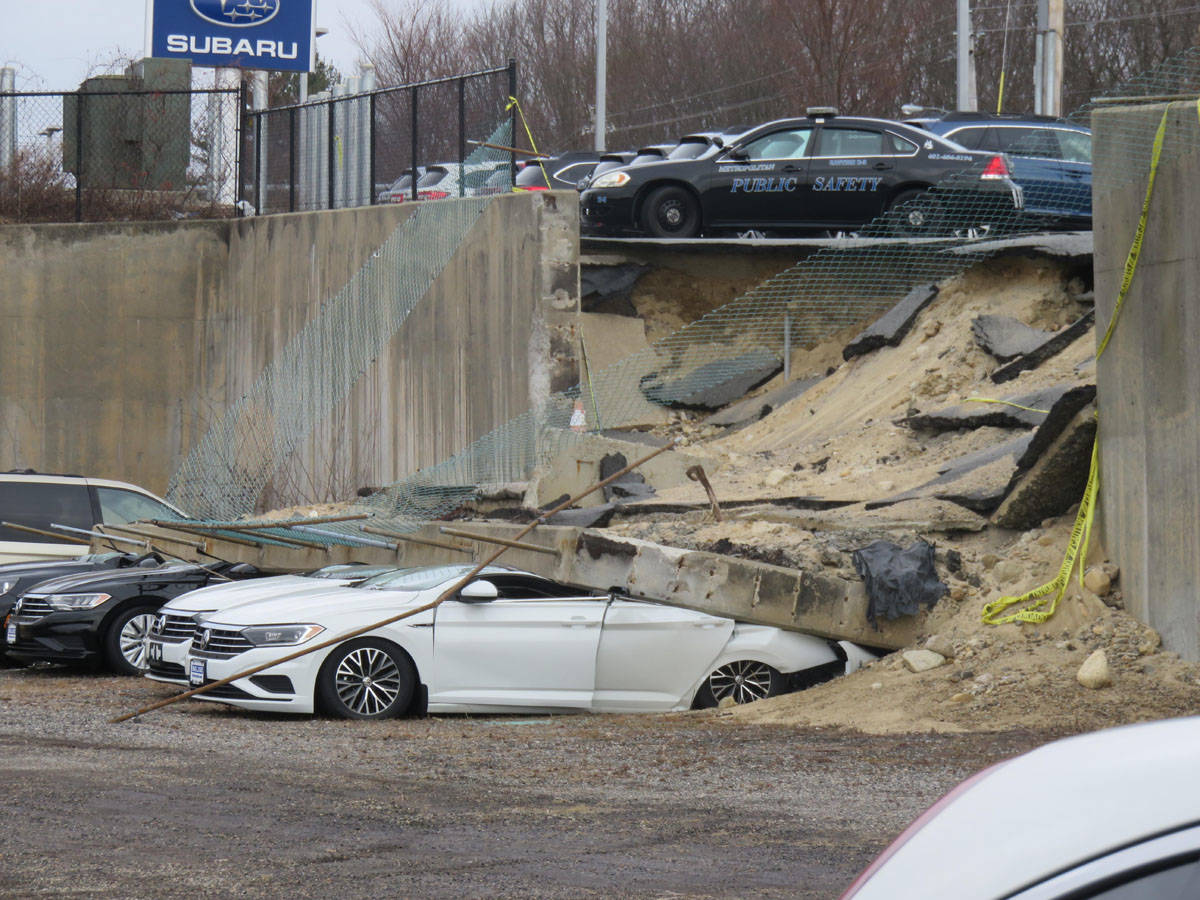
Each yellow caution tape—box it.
[965,396,1050,415]
[983,100,1196,626]
[982,432,1099,625]
[505,95,549,191]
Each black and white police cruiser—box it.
[579,108,1023,238]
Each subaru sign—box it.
[150,0,316,73]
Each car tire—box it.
[641,185,701,238]
[103,604,159,676]
[888,188,941,236]
[692,659,789,708]
[316,638,416,720]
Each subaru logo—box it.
[198,628,211,650]
[191,0,280,27]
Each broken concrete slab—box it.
[842,284,939,361]
[742,499,988,534]
[990,309,1096,383]
[993,404,1097,530]
[525,433,704,509]
[640,349,782,410]
[1013,384,1097,470]
[867,433,1032,513]
[581,263,648,310]
[903,384,1073,433]
[704,376,822,428]
[972,315,1055,361]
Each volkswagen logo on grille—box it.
[198,628,212,650]
[191,0,281,27]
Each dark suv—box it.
[906,113,1092,226]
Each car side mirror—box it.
[459,580,498,603]
[726,147,748,161]
[712,137,724,149]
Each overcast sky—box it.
[1,0,488,91]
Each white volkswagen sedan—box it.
[185,564,875,719]
[145,564,398,685]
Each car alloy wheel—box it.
[706,660,777,705]
[119,614,155,670]
[104,604,162,675]
[335,646,403,716]
[317,638,416,720]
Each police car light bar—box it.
[806,106,839,117]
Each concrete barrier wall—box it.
[1093,102,1200,661]
[0,192,579,509]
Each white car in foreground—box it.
[186,564,875,719]
[145,564,398,685]
[842,716,1200,899]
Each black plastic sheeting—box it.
[852,539,948,627]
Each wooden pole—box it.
[438,526,557,555]
[111,440,679,723]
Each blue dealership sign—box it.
[150,0,316,72]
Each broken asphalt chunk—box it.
[903,384,1073,433]
[640,350,781,410]
[842,283,939,361]
[972,315,1055,361]
[990,309,1095,383]
[704,376,822,428]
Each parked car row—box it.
[1,551,878,720]
[376,109,1092,238]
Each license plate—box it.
[189,658,206,686]
[148,641,163,663]
[5,623,15,644]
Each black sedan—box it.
[579,109,1024,238]
[7,560,262,675]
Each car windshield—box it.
[631,150,666,165]
[590,159,626,177]
[516,162,553,187]
[358,565,472,591]
[390,174,413,191]
[308,564,398,580]
[667,139,710,160]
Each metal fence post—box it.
[369,92,377,205]
[327,97,335,210]
[288,106,296,212]
[236,83,248,216]
[458,77,466,197]
[508,58,518,181]
[74,91,83,222]
[410,85,418,202]
[254,111,262,213]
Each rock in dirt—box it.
[1077,649,1113,689]
[842,284,939,361]
[1083,566,1113,597]
[972,315,1055,361]
[903,649,947,673]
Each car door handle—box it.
[873,162,893,170]
[692,622,720,628]
[782,164,801,173]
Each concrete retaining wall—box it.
[0,192,579,509]
[1093,102,1200,661]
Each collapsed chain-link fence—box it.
[245,62,517,215]
[165,45,1200,548]
[0,86,241,224]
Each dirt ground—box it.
[0,667,1053,899]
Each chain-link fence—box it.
[0,87,242,224]
[244,61,517,215]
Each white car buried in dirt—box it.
[184,564,876,719]
[145,564,399,685]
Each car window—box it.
[995,126,1062,159]
[948,126,988,149]
[95,487,178,525]
[816,127,885,157]
[0,481,94,544]
[741,128,813,160]
[1081,854,1200,898]
[631,150,666,165]
[360,565,469,591]
[553,161,595,184]
[485,574,595,600]
[887,133,919,154]
[1056,129,1092,164]
[416,169,447,188]
[391,173,413,191]
[667,139,710,160]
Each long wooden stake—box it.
[112,440,678,723]
[438,526,557,555]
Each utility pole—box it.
[595,0,607,152]
[1034,0,1065,116]
[956,0,978,111]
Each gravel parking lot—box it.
[0,667,1052,899]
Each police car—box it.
[579,109,1024,238]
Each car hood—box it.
[205,584,428,627]
[164,573,350,619]
[0,556,121,584]
[23,563,204,595]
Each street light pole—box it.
[956,0,978,111]
[595,0,607,153]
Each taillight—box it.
[980,154,1010,180]
[520,185,549,191]
[418,190,450,201]
[839,760,1010,898]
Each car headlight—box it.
[0,580,16,597]
[46,593,112,611]
[591,171,630,189]
[241,624,324,646]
